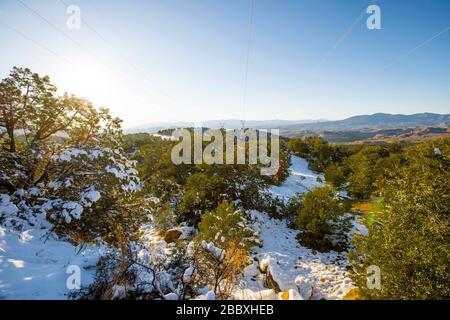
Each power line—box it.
[242,0,254,128]
[315,0,376,70]
[13,1,155,102]
[13,0,175,116]
[15,0,128,81]
[15,0,84,48]
[0,16,169,118]
[380,25,450,71]
[58,0,174,105]
[0,18,76,67]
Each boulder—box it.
[164,229,183,243]
[295,275,313,299]
[257,289,278,300]
[163,292,178,300]
[258,257,270,273]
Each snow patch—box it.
[269,156,323,200]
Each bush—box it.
[198,200,259,250]
[190,201,259,299]
[153,202,177,233]
[177,162,269,224]
[283,193,304,226]
[324,163,346,189]
[349,139,450,299]
[177,173,227,223]
[295,186,349,251]
[345,145,403,199]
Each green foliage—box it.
[282,193,304,225]
[350,138,450,299]
[131,136,190,202]
[287,137,313,158]
[324,163,346,189]
[126,129,288,225]
[288,136,331,172]
[345,145,403,199]
[271,139,291,185]
[288,136,355,173]
[152,201,177,233]
[0,67,147,246]
[198,200,258,250]
[193,200,258,299]
[176,161,269,224]
[177,172,226,223]
[287,137,406,200]
[296,186,348,251]
[124,133,155,151]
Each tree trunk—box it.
[6,125,15,153]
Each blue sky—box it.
[0,0,449,127]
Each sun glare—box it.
[61,60,115,106]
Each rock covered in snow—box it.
[200,240,223,258]
[164,292,178,300]
[0,194,18,217]
[278,289,304,300]
[234,288,278,300]
[164,226,196,243]
[295,276,313,299]
[183,266,194,283]
[203,291,216,300]
[112,285,126,299]
[248,210,355,300]
[258,257,270,273]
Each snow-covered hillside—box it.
[0,226,101,299]
[233,156,354,300]
[240,211,353,300]
[0,155,355,300]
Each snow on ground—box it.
[269,156,324,200]
[152,133,177,141]
[0,226,102,299]
[0,212,182,300]
[242,211,353,300]
[237,155,354,300]
[0,155,355,300]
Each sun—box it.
[60,59,116,107]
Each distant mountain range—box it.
[125,119,326,133]
[281,113,450,132]
[125,113,450,134]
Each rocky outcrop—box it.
[163,226,196,243]
[163,229,183,243]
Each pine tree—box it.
[0,67,147,245]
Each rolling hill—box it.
[280,113,450,132]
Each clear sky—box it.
[1,0,449,127]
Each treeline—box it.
[288,135,450,299]
[125,131,291,225]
